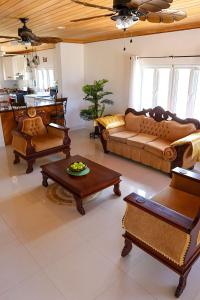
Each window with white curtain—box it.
[130,58,200,119]
[35,69,55,91]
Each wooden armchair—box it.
[122,167,200,297]
[12,109,71,173]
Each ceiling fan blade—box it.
[0,35,20,40]
[70,13,115,22]
[140,9,187,23]
[71,0,113,11]
[128,0,173,12]
[35,36,63,43]
[0,39,18,44]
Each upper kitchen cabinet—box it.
[2,55,26,80]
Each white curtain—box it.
[128,56,142,110]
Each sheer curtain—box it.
[128,56,142,110]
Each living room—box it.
[0,1,200,300]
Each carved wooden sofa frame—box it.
[122,167,200,298]
[98,106,200,172]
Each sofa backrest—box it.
[125,113,145,132]
[164,121,196,142]
[125,112,196,142]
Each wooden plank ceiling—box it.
[0,0,200,52]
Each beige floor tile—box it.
[0,272,66,300]
[95,273,156,300]
[0,240,40,294]
[44,242,124,300]
[26,223,86,267]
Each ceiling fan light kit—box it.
[70,0,187,31]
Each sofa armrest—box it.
[48,123,69,132]
[172,167,200,182]
[12,130,34,155]
[47,123,70,146]
[170,167,200,197]
[124,192,193,233]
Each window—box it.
[132,60,200,119]
[36,69,55,91]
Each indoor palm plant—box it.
[80,79,113,138]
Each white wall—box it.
[56,43,84,130]
[84,28,200,114]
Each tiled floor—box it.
[0,128,200,300]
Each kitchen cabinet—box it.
[3,55,26,80]
[3,57,15,80]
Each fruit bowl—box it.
[69,161,87,173]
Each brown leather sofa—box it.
[97,106,200,174]
[121,167,200,297]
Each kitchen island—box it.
[0,98,66,146]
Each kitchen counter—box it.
[0,99,66,145]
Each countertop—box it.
[0,98,63,113]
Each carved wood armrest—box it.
[124,192,193,233]
[172,167,200,183]
[47,123,69,132]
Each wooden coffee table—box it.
[41,155,121,215]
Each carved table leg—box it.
[121,237,133,257]
[26,159,34,174]
[175,268,191,298]
[113,182,121,196]
[13,153,20,164]
[42,172,49,187]
[74,195,85,215]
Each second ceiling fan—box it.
[70,0,187,30]
[0,17,63,46]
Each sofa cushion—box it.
[144,138,174,159]
[32,134,63,152]
[152,186,200,219]
[109,131,137,144]
[96,114,125,129]
[165,121,196,142]
[127,133,157,149]
[125,113,145,132]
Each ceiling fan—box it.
[70,0,187,30]
[0,18,62,46]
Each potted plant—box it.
[80,79,113,138]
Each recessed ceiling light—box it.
[57,26,65,29]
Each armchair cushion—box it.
[109,131,137,144]
[127,133,157,149]
[152,186,200,219]
[31,133,63,152]
[123,203,190,266]
[22,116,47,136]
